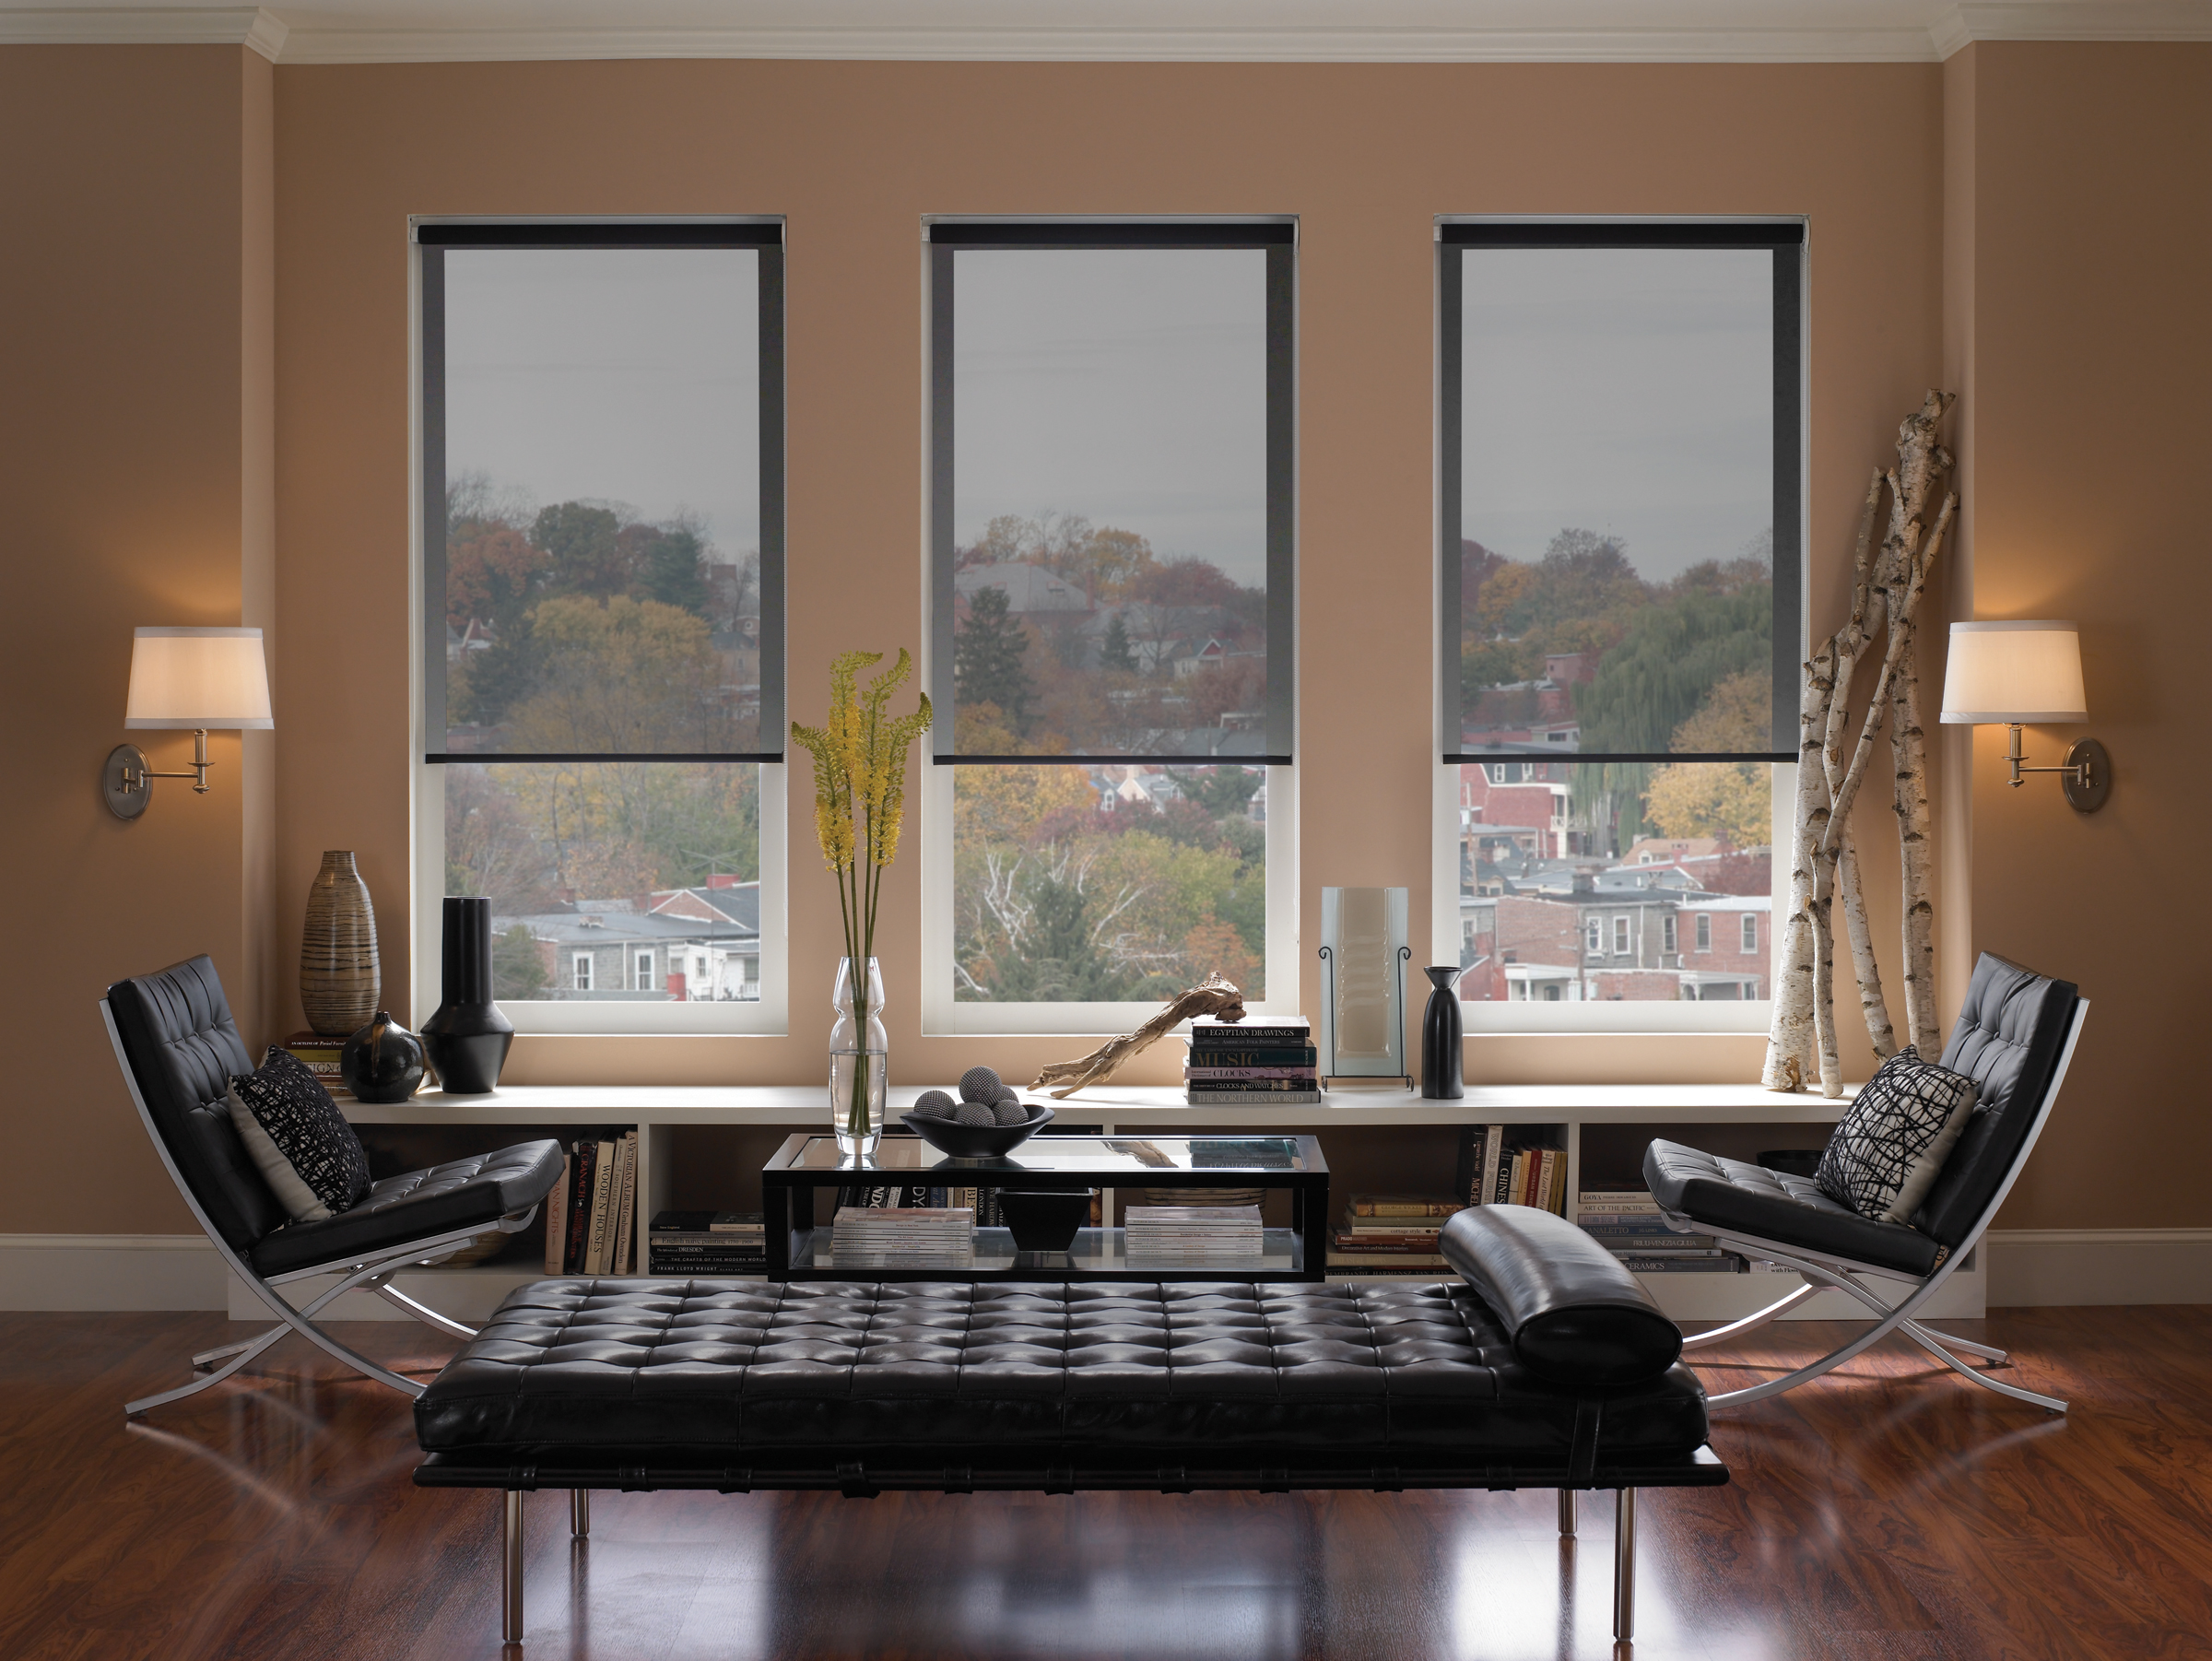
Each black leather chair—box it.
[101,955,563,1416]
[1642,952,2087,1412]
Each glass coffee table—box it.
[760,1133,1330,1282]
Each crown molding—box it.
[4,3,2207,67]
[0,6,288,59]
[274,22,1947,65]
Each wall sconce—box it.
[1938,620,2109,812]
[103,627,274,820]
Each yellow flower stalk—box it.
[792,648,932,1147]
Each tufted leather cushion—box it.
[1641,1141,1943,1276]
[107,957,288,1250]
[415,1280,1711,1467]
[251,1140,564,1275]
[1918,953,2078,1246]
[1439,1205,1683,1386]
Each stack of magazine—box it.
[830,1206,975,1268]
[1575,1187,1747,1272]
[1123,1204,1265,1264]
[648,1210,765,1277]
[1183,1016,1319,1104]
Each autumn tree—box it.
[533,502,631,597]
[1098,613,1137,674]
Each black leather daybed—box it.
[415,1204,1724,1648]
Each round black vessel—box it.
[340,1010,427,1103]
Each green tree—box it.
[1185,764,1261,819]
[955,584,1036,733]
[987,875,1144,1001]
[638,524,710,615]
[451,614,544,727]
[1574,584,1773,755]
[491,925,549,1000]
[533,502,629,596]
[1099,613,1137,674]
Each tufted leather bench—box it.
[417,1205,1724,1646]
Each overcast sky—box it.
[444,247,760,554]
[1461,246,1773,584]
[954,246,1268,586]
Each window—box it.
[1585,919,1603,956]
[1696,913,1713,953]
[416,219,787,1033]
[1438,219,1801,1022]
[921,220,1297,1031]
[1742,913,1760,954]
[1663,914,1677,954]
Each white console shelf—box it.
[300,1080,1977,1326]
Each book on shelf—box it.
[1453,1126,1568,1216]
[1616,1254,1748,1274]
[651,1210,765,1235]
[1575,1190,1659,1214]
[1326,1264,1458,1278]
[1337,1223,1447,1240]
[1579,1231,1721,1250]
[1328,1236,1445,1257]
[1349,1195,1466,1219]
[1182,1088,1322,1104]
[543,1130,640,1276]
[267,1036,352,1099]
[1326,1252,1453,1268]
[1189,1016,1312,1045]
[1183,1066,1318,1081]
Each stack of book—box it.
[1328,1194,1462,1275]
[1453,1125,1569,1215]
[648,1210,766,1278]
[1575,1187,1747,1273]
[544,1130,641,1276]
[1183,1015,1319,1105]
[1123,1203,1265,1263]
[829,1206,975,1267]
[270,1032,350,1099]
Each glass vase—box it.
[830,956,887,1160]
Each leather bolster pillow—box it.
[1440,1206,1684,1388]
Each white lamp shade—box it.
[1938,621,2088,725]
[124,627,274,729]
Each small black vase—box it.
[340,1010,427,1104]
[1420,964,1467,1100]
[421,896,514,1095]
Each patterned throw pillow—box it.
[227,1048,373,1223]
[1816,1046,1979,1225]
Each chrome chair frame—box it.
[101,996,536,1417]
[1674,999,2087,1415]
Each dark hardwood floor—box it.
[3,1305,2208,1659]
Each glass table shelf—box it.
[762,1134,1329,1283]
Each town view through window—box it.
[945,241,1277,1003]
[1453,241,1787,1003]
[434,244,769,1003]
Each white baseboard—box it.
[7,1230,2211,1313]
[1983,1228,2212,1307]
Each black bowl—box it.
[998,1189,1092,1254]
[899,1103,1054,1160]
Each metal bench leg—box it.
[1613,1488,1637,1643]
[571,1490,590,1537]
[127,1322,290,1416]
[503,1490,524,1644]
[1558,1489,1576,1536]
[375,1279,478,1341]
[1677,1281,1821,1349]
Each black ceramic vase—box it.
[1419,964,1468,1100]
[421,896,513,1095]
[340,1010,427,1104]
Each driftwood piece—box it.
[1030,975,1246,1099]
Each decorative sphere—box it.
[991,1098,1030,1125]
[339,1011,426,1104]
[954,1101,998,1126]
[959,1066,1004,1103]
[912,1090,957,1119]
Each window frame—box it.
[1431,217,1803,1034]
[1742,913,1760,954]
[407,217,790,1036]
[1696,913,1713,953]
[919,217,1300,1035]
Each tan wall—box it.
[22,46,2194,1237]
[1951,43,2212,1228]
[0,46,273,1233]
[269,58,1940,1101]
